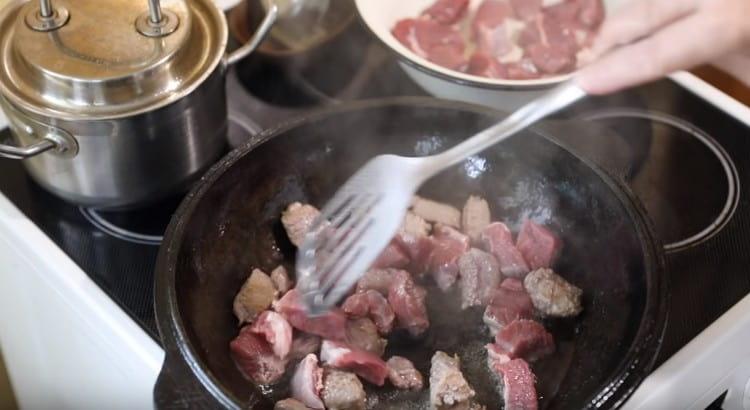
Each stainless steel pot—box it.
[0,0,277,208]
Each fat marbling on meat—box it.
[392,19,468,71]
[387,270,430,336]
[492,319,554,362]
[230,326,287,385]
[480,222,530,278]
[345,317,387,357]
[458,248,502,309]
[422,0,470,25]
[290,354,325,409]
[233,268,278,324]
[342,290,395,335]
[321,369,367,410]
[320,340,389,386]
[516,220,562,270]
[483,278,535,335]
[270,265,293,294]
[429,224,471,291]
[386,356,424,390]
[249,310,293,359]
[274,289,348,341]
[282,202,321,247]
[430,351,477,410]
[461,196,491,242]
[524,268,583,317]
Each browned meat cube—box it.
[345,317,387,357]
[524,268,582,317]
[411,196,461,228]
[274,398,308,410]
[342,290,395,335]
[271,265,293,294]
[355,269,394,295]
[492,319,554,362]
[401,211,432,237]
[320,340,389,386]
[386,356,424,390]
[458,248,501,309]
[282,202,320,247]
[290,333,322,361]
[388,270,430,337]
[230,326,288,385]
[321,369,367,410]
[461,196,491,242]
[290,353,324,409]
[430,351,476,410]
[233,268,277,324]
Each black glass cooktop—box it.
[0,21,748,371]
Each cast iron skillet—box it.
[154,97,669,409]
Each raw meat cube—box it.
[516,220,561,270]
[345,317,387,357]
[388,270,430,336]
[274,398,308,410]
[461,195,491,242]
[473,0,526,59]
[492,319,554,362]
[230,326,288,385]
[274,289,348,341]
[524,268,582,317]
[510,0,542,20]
[505,58,542,79]
[480,223,530,277]
[320,340,389,386]
[411,196,462,228]
[422,0,470,25]
[579,0,605,28]
[526,42,577,74]
[387,356,424,390]
[484,278,535,335]
[467,52,507,78]
[458,248,501,309]
[282,202,320,247]
[271,265,293,294]
[392,19,467,71]
[249,311,293,359]
[394,232,435,275]
[372,241,410,270]
[290,354,325,409]
[321,369,366,410]
[429,224,471,291]
[520,14,578,74]
[233,268,278,324]
[342,290,395,335]
[355,269,394,295]
[290,333,322,361]
[430,351,476,410]
[491,358,538,410]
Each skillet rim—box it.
[153,96,669,409]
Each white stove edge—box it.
[0,71,748,409]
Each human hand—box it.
[576,0,750,94]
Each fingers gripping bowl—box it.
[355,0,625,110]
[154,98,668,409]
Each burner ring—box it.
[80,206,163,246]
[578,108,740,252]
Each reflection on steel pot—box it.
[0,0,277,208]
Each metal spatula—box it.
[295,80,586,315]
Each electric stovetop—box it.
[0,21,747,371]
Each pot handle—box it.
[0,107,79,160]
[225,3,279,66]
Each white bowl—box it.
[355,0,624,110]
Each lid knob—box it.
[25,0,69,31]
[136,0,180,38]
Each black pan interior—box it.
[156,98,667,409]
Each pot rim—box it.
[154,96,669,409]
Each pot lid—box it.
[0,0,227,119]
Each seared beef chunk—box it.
[401,211,432,237]
[480,223,530,277]
[249,311,293,359]
[355,269,394,295]
[290,354,324,409]
[290,333,322,361]
[321,369,367,410]
[320,340,389,386]
[282,202,321,247]
[388,270,430,336]
[342,290,395,335]
[274,398,308,410]
[429,225,471,291]
[516,220,561,270]
[524,268,582,317]
[458,248,502,309]
[430,351,476,410]
[274,289,348,340]
[230,326,287,385]
[372,242,411,269]
[492,319,554,362]
[233,268,278,324]
[392,18,468,71]
[491,358,538,410]
[271,265,293,294]
[387,356,424,390]
[423,0,470,25]
[461,196,491,242]
[346,317,387,357]
[411,196,462,228]
[483,278,535,335]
